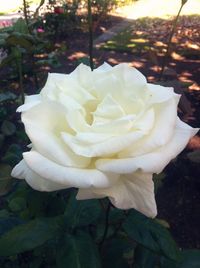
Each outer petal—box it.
[119,98,179,158]
[11,160,67,191]
[95,62,112,72]
[70,63,94,92]
[147,83,179,104]
[22,151,119,188]
[22,100,90,168]
[112,63,147,90]
[17,94,41,112]
[41,72,68,100]
[96,119,199,174]
[77,172,157,218]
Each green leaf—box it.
[109,208,125,223]
[0,92,16,102]
[0,216,64,256]
[7,144,23,155]
[0,133,4,148]
[56,231,101,268]
[27,191,66,218]
[2,152,21,166]
[161,250,200,268]
[101,237,131,268]
[0,164,13,196]
[6,34,33,50]
[29,258,43,268]
[187,150,200,163]
[153,172,166,193]
[76,57,91,67]
[122,210,180,261]
[180,250,200,268]
[1,120,16,136]
[13,18,29,34]
[8,197,27,212]
[2,144,22,166]
[134,245,158,268]
[0,53,16,68]
[0,217,24,236]
[64,191,101,228]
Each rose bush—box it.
[11,63,198,217]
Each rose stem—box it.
[23,0,31,34]
[99,201,111,250]
[17,54,25,104]
[88,0,94,71]
[159,0,187,80]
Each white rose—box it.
[11,63,198,217]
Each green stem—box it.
[23,0,31,34]
[99,201,111,249]
[159,2,185,80]
[88,0,94,71]
[31,52,40,91]
[17,58,25,103]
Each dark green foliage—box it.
[161,250,200,268]
[133,245,159,268]
[56,232,101,268]
[0,216,64,256]
[0,180,199,267]
[123,210,181,261]
[64,191,101,228]
[101,237,132,268]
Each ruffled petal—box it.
[17,94,41,112]
[119,98,178,158]
[22,151,119,188]
[96,119,199,174]
[77,172,157,218]
[41,73,68,100]
[112,63,147,90]
[22,100,90,168]
[61,130,144,157]
[11,160,67,191]
[147,83,179,104]
[92,94,125,123]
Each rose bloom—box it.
[12,63,198,217]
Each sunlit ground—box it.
[1,0,200,17]
[114,0,200,19]
[0,0,41,13]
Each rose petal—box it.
[112,63,147,89]
[92,94,125,123]
[57,79,96,105]
[61,130,144,157]
[96,119,199,174]
[17,94,41,112]
[147,83,179,104]
[22,101,90,168]
[70,64,94,92]
[41,73,67,100]
[77,172,157,218]
[22,151,119,188]
[11,160,67,191]
[95,62,112,72]
[119,98,178,157]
